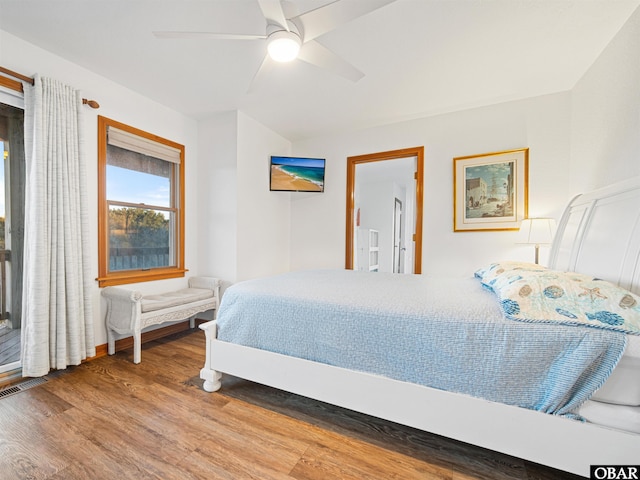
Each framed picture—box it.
[453,148,528,231]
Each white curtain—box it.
[21,75,95,377]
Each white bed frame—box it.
[200,176,640,477]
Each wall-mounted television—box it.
[270,155,325,192]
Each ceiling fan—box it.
[153,0,396,88]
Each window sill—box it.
[97,268,188,288]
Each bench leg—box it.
[107,328,116,356]
[133,330,142,364]
[189,316,195,329]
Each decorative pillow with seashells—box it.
[474,261,549,290]
[476,264,640,335]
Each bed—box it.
[199,176,640,477]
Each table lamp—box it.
[517,218,557,264]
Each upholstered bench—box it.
[102,276,220,363]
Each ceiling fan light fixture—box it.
[267,30,301,62]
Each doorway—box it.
[0,94,25,382]
[345,146,424,274]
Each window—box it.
[97,116,185,287]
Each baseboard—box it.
[89,317,208,360]
[93,343,108,359]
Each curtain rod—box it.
[0,65,100,109]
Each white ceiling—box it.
[1,0,638,141]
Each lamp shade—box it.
[517,218,556,245]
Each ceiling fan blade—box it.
[246,54,275,93]
[297,40,364,82]
[294,0,396,42]
[257,0,289,30]
[153,31,266,40]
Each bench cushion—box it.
[141,288,214,313]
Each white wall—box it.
[236,111,291,281]
[197,111,238,289]
[570,6,640,194]
[198,110,292,286]
[291,92,572,276]
[0,30,200,346]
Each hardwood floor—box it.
[0,330,583,479]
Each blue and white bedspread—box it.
[216,269,627,418]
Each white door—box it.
[393,198,404,273]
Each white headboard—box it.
[548,176,640,295]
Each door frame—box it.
[0,77,25,382]
[345,146,424,273]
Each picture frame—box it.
[453,148,528,231]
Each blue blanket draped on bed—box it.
[216,269,626,418]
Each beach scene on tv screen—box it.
[271,156,325,192]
